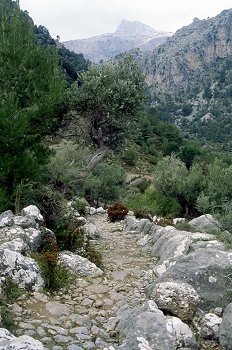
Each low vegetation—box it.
[0,278,23,333]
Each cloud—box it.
[19,0,232,41]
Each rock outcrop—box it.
[143,9,232,95]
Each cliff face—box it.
[63,20,172,63]
[144,9,232,95]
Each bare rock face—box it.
[63,20,172,63]
[144,9,232,95]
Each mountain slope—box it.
[143,9,232,95]
[128,9,232,150]
[63,20,172,63]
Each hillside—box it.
[143,9,232,95]
[63,20,172,63]
[137,9,232,149]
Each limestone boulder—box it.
[0,210,14,228]
[116,300,197,350]
[21,205,44,225]
[147,247,232,311]
[219,302,232,350]
[0,225,42,252]
[0,249,44,291]
[189,214,220,232]
[149,281,201,321]
[149,225,216,276]
[60,251,103,277]
[83,220,101,239]
[0,328,44,349]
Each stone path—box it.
[12,214,154,350]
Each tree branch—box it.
[67,146,108,178]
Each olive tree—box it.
[65,54,147,176]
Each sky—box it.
[19,0,232,42]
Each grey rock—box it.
[0,210,14,228]
[150,226,193,274]
[96,207,106,214]
[0,238,29,255]
[79,342,95,350]
[69,314,93,327]
[0,249,44,291]
[189,214,220,232]
[21,205,44,225]
[147,247,232,311]
[69,327,89,335]
[67,345,84,350]
[197,313,222,340]
[149,281,201,321]
[59,251,103,277]
[13,216,37,229]
[84,221,101,239]
[116,300,197,349]
[219,302,232,349]
[53,335,74,343]
[45,301,71,316]
[0,328,44,349]
[36,327,46,337]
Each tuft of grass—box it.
[175,221,194,232]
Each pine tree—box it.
[0,0,64,210]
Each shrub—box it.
[107,202,129,222]
[33,237,71,292]
[0,278,23,333]
[122,145,137,165]
[154,215,174,226]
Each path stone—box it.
[3,213,224,350]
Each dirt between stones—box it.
[12,213,222,350]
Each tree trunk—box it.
[68,146,108,178]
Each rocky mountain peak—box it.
[115,19,156,36]
[63,20,172,63]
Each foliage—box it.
[0,277,23,333]
[0,0,64,211]
[33,237,71,292]
[34,25,89,85]
[122,144,137,166]
[107,202,129,222]
[84,163,126,208]
[66,54,147,149]
[153,156,205,216]
[124,188,157,219]
[182,103,193,116]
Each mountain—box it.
[63,20,172,63]
[139,9,232,149]
[143,9,232,96]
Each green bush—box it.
[0,278,23,333]
[122,145,137,165]
[33,237,71,292]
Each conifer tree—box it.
[0,0,64,210]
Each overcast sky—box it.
[19,0,232,42]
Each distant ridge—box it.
[63,20,172,63]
